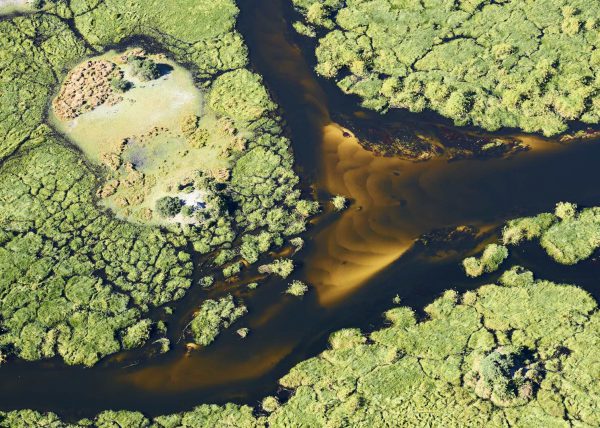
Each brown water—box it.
[1,0,600,419]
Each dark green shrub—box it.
[127,56,161,81]
[181,205,194,217]
[110,77,132,93]
[155,196,182,218]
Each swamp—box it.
[0,0,599,426]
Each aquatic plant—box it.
[240,231,274,264]
[555,201,578,220]
[209,69,276,122]
[198,276,214,288]
[222,261,243,278]
[331,194,347,211]
[189,295,247,346]
[7,266,600,426]
[121,319,153,350]
[292,0,600,135]
[502,213,557,245]
[262,396,280,413]
[462,243,508,277]
[0,0,316,366]
[0,143,193,366]
[259,258,294,278]
[503,203,600,265]
[465,346,542,407]
[286,280,309,297]
[0,15,86,162]
[290,237,304,251]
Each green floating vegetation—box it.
[503,202,600,265]
[286,280,309,297]
[4,266,600,426]
[462,243,509,277]
[0,0,316,366]
[465,344,543,408]
[0,142,192,366]
[258,258,295,278]
[0,404,262,428]
[268,267,600,426]
[2,201,600,423]
[189,295,247,346]
[292,0,600,135]
[331,194,347,211]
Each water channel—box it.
[1,0,600,419]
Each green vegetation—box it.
[331,194,347,211]
[0,143,190,366]
[292,0,600,135]
[4,0,600,424]
[267,267,600,426]
[465,345,542,407]
[0,0,315,366]
[262,396,280,413]
[503,202,600,264]
[209,69,276,122]
[502,213,558,245]
[286,280,309,297]
[155,197,182,218]
[259,258,295,278]
[189,295,247,346]
[462,243,509,277]
[0,14,86,162]
[6,265,600,426]
[110,77,131,93]
[127,56,161,81]
[2,201,600,422]
[222,261,242,278]
[240,231,275,264]
[290,237,304,251]
[198,276,214,288]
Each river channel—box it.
[1,0,600,419]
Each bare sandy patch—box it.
[0,0,29,13]
[51,49,246,225]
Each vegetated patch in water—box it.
[2,0,600,420]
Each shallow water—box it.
[1,0,600,419]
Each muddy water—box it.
[1,0,600,419]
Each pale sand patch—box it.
[0,0,27,6]
[51,53,203,162]
[0,0,29,13]
[50,49,240,225]
[170,190,208,224]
